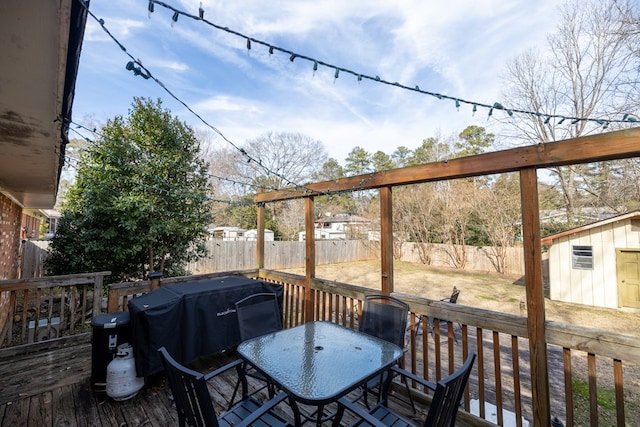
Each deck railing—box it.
[20,269,637,427]
[0,271,111,348]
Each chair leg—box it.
[401,375,417,413]
[362,387,371,409]
[229,377,242,409]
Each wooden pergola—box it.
[253,127,640,426]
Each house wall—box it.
[0,193,23,342]
[549,218,640,308]
[0,193,22,280]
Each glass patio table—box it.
[236,320,403,426]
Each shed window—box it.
[572,245,593,269]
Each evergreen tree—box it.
[46,98,213,281]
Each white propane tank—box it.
[106,343,144,401]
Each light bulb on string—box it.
[334,68,340,83]
[171,11,179,27]
[148,1,154,18]
[455,99,460,111]
[198,2,204,19]
[472,104,477,116]
[313,61,318,76]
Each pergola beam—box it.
[255,128,640,203]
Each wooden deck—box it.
[0,338,425,427]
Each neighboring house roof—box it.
[540,211,640,246]
[0,0,88,208]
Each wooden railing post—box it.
[256,202,265,269]
[520,167,551,426]
[304,196,315,322]
[149,272,163,291]
[380,186,393,294]
[93,273,104,316]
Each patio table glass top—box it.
[236,320,403,406]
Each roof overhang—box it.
[0,0,88,209]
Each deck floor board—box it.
[0,341,421,426]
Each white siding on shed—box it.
[548,217,640,309]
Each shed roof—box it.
[540,210,640,246]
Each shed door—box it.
[616,249,640,309]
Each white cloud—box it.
[76,0,569,165]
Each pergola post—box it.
[520,167,551,426]
[380,186,393,294]
[256,202,265,269]
[304,196,316,322]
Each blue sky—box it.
[72,0,567,163]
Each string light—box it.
[144,0,638,128]
[78,1,316,198]
[125,61,150,79]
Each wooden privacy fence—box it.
[186,239,377,274]
[0,271,111,348]
[399,242,528,275]
[18,239,530,279]
[18,239,50,279]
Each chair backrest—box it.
[235,293,282,341]
[358,294,409,348]
[448,286,460,304]
[158,346,220,427]
[423,352,476,427]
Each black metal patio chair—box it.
[235,292,283,341]
[334,352,476,427]
[354,294,415,412]
[157,346,293,427]
[414,286,460,336]
[232,292,283,401]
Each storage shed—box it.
[541,211,640,310]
